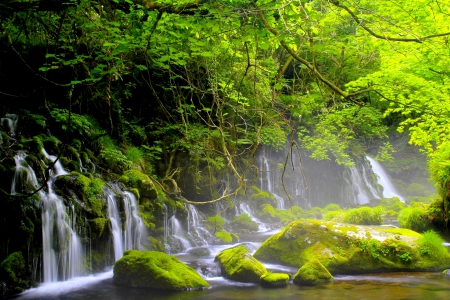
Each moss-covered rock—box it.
[113,250,209,290]
[215,231,233,243]
[293,259,333,285]
[215,245,267,282]
[119,170,157,200]
[89,218,109,240]
[54,172,105,217]
[230,214,259,233]
[0,252,29,294]
[254,219,450,274]
[251,186,276,205]
[260,273,290,288]
[257,204,280,223]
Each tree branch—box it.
[329,0,450,43]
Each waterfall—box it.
[187,204,211,246]
[259,153,286,210]
[123,192,145,251]
[238,203,269,232]
[346,164,380,205]
[11,148,84,282]
[106,190,124,262]
[106,189,145,261]
[366,156,404,201]
[1,113,18,136]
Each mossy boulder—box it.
[293,259,333,285]
[215,231,233,243]
[257,204,280,223]
[251,186,276,205]
[260,273,290,288]
[0,252,30,294]
[215,245,267,282]
[254,219,450,274]
[54,172,105,217]
[119,170,157,200]
[113,250,209,290]
[230,214,259,233]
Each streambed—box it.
[14,230,450,300]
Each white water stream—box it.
[366,156,404,201]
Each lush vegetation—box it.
[2,0,450,294]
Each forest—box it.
[1,0,450,298]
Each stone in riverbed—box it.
[113,250,209,290]
[260,273,290,288]
[215,245,267,283]
[293,259,333,285]
[254,219,450,274]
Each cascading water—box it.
[106,189,124,261]
[1,113,18,136]
[105,189,145,260]
[366,156,404,200]
[259,153,286,209]
[123,192,145,251]
[40,149,83,282]
[11,148,84,282]
[187,204,211,246]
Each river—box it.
[13,230,450,300]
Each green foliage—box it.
[324,203,341,212]
[215,231,233,244]
[100,148,132,172]
[342,206,383,225]
[231,214,259,233]
[0,252,29,293]
[257,204,280,223]
[378,197,406,213]
[205,215,225,232]
[398,206,431,232]
[323,210,345,221]
[417,230,450,261]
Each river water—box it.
[13,230,450,300]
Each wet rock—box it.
[260,273,290,288]
[113,250,209,290]
[215,245,267,283]
[254,219,450,274]
[293,259,333,285]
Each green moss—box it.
[119,169,157,199]
[215,231,233,243]
[215,245,267,282]
[417,230,450,262]
[231,214,259,233]
[254,219,450,274]
[378,227,422,238]
[148,237,165,252]
[54,172,105,216]
[0,252,29,293]
[343,206,383,225]
[398,206,431,232]
[260,273,290,288]
[323,210,345,221]
[89,218,109,240]
[251,186,275,205]
[257,204,280,223]
[205,215,225,232]
[293,259,333,285]
[128,188,140,200]
[324,203,341,212]
[113,250,209,290]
